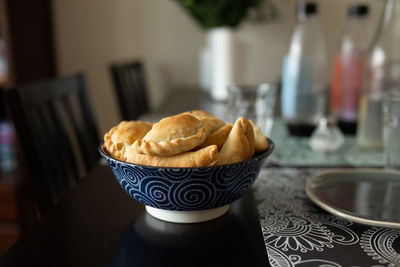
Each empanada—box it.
[104,120,153,161]
[180,110,225,133]
[217,117,255,165]
[133,114,212,156]
[125,144,218,167]
[249,120,269,154]
[197,123,233,151]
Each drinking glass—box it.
[383,91,400,169]
[227,83,276,136]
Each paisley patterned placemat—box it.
[253,167,400,267]
[268,120,384,167]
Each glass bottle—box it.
[330,3,372,135]
[357,0,400,148]
[281,1,328,137]
[309,116,344,153]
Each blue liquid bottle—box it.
[281,1,329,136]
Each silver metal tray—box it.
[306,169,400,229]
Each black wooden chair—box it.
[110,60,150,120]
[5,73,100,216]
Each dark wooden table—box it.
[4,88,396,266]
[0,164,270,266]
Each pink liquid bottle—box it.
[330,3,372,135]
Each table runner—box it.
[253,167,400,266]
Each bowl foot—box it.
[145,205,230,223]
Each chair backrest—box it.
[110,60,149,120]
[5,73,100,215]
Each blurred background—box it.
[50,0,383,135]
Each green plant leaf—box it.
[175,0,277,29]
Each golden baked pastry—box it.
[103,110,270,167]
[125,144,218,167]
[217,117,255,165]
[104,120,153,161]
[180,110,225,133]
[133,114,212,156]
[197,123,233,151]
[249,120,269,154]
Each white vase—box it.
[200,27,235,101]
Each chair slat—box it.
[29,107,58,209]
[121,70,140,119]
[77,75,100,169]
[132,65,149,115]
[37,103,70,201]
[50,100,80,184]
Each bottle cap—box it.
[297,2,318,17]
[349,4,369,17]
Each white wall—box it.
[52,0,383,136]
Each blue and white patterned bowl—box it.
[99,139,274,223]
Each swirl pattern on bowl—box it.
[100,140,274,211]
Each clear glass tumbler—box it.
[383,91,400,169]
[227,83,277,136]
